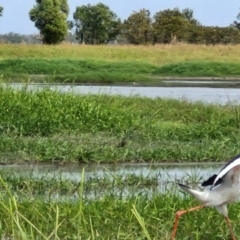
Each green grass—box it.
[0,58,153,83]
[6,194,238,240]
[1,59,240,83]
[153,61,240,77]
[1,86,240,163]
[0,171,238,240]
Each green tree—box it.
[72,3,121,44]
[233,11,240,30]
[181,8,200,25]
[122,9,152,45]
[152,8,197,43]
[29,0,69,44]
[0,6,3,17]
[187,25,240,44]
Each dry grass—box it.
[1,43,240,65]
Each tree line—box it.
[1,1,240,45]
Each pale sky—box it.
[0,0,239,34]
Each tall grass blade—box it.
[131,204,152,240]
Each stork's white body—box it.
[179,165,240,216]
[172,154,240,240]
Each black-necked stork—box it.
[171,154,240,240]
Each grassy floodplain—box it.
[2,44,240,239]
[1,44,240,83]
[1,86,240,163]
[1,44,240,162]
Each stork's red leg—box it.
[224,217,236,240]
[171,205,205,240]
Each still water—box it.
[5,83,240,105]
[1,162,222,181]
[1,162,223,199]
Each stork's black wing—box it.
[201,174,222,187]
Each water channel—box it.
[4,81,240,105]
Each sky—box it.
[0,0,239,35]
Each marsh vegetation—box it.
[0,86,240,163]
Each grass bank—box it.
[1,86,240,163]
[1,44,240,82]
[2,58,240,83]
[0,171,238,240]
